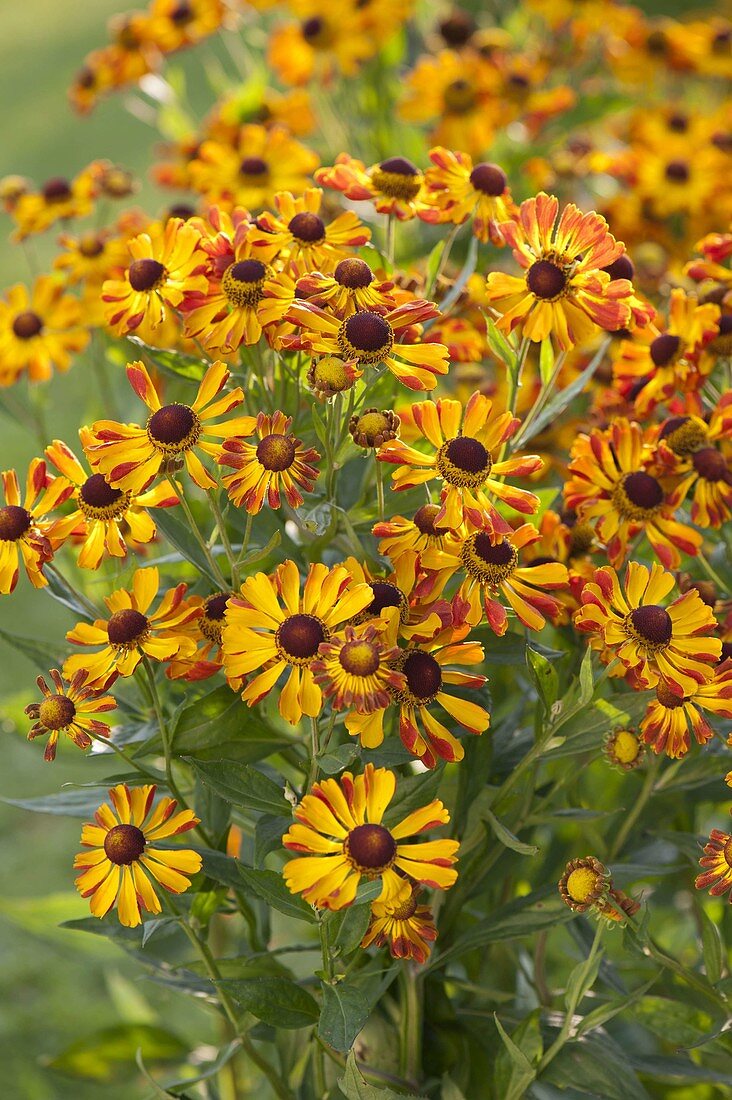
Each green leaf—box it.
[519,337,610,444]
[319,982,371,1052]
[318,742,359,775]
[199,849,246,891]
[183,758,290,816]
[127,336,205,383]
[575,977,658,1038]
[437,234,478,316]
[2,787,121,817]
[238,865,317,924]
[542,1033,649,1099]
[699,907,724,985]
[152,508,222,585]
[631,996,715,1047]
[628,1054,732,1087]
[0,626,65,669]
[338,1050,426,1099]
[493,1013,536,1100]
[539,337,554,385]
[333,903,372,955]
[154,684,289,763]
[425,237,446,295]
[484,314,518,369]
[564,948,603,1013]
[484,809,538,856]
[220,977,319,1029]
[526,646,559,712]
[47,1024,187,1081]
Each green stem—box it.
[87,728,162,782]
[697,552,729,597]
[427,222,463,298]
[537,924,604,1074]
[607,756,659,861]
[512,350,567,449]
[165,474,229,589]
[208,486,239,588]
[375,458,385,520]
[399,967,422,1088]
[308,717,320,792]
[235,512,254,568]
[385,215,396,266]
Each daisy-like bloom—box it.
[54,228,130,290]
[9,170,99,239]
[267,1,380,87]
[696,821,732,902]
[316,154,427,221]
[182,249,287,351]
[361,886,437,963]
[307,355,362,400]
[398,51,500,157]
[0,277,89,386]
[373,503,450,572]
[222,561,373,725]
[295,258,397,317]
[25,669,116,762]
[188,124,319,211]
[83,360,254,494]
[0,461,73,595]
[575,562,721,698]
[146,0,233,53]
[218,410,320,513]
[565,418,701,569]
[420,147,517,245]
[44,437,177,570]
[558,856,610,913]
[604,727,645,771]
[74,784,202,928]
[349,409,400,450]
[377,393,542,534]
[640,661,732,759]
[282,763,458,910]
[613,290,720,416]
[422,524,569,634]
[251,188,370,275]
[657,395,732,529]
[485,193,634,349]
[166,592,243,687]
[102,218,208,337]
[311,623,405,713]
[286,300,449,392]
[64,566,200,688]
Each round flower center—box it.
[339,639,381,677]
[436,435,492,488]
[147,403,201,452]
[201,592,229,644]
[656,680,684,708]
[649,333,680,367]
[566,867,600,903]
[170,1,193,23]
[301,16,333,47]
[103,823,146,865]
[443,78,477,114]
[12,311,43,340]
[615,470,664,517]
[0,505,31,542]
[370,157,423,201]
[527,260,567,300]
[42,176,72,202]
[439,11,476,47]
[461,533,518,586]
[78,474,128,519]
[256,433,296,472]
[309,355,352,394]
[276,613,327,664]
[366,581,407,619]
[628,605,672,647]
[344,823,397,872]
[659,415,708,456]
[665,159,690,183]
[288,211,325,243]
[107,608,150,647]
[692,447,728,483]
[338,311,394,363]
[222,259,268,308]
[128,258,166,292]
[350,409,397,448]
[79,233,105,258]
[38,695,76,730]
[334,258,374,289]
[403,650,442,701]
[239,156,269,180]
[611,729,641,764]
[168,203,196,221]
[413,503,442,536]
[603,255,634,281]
[469,162,507,196]
[391,892,419,920]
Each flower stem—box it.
[399,966,422,1088]
[385,214,396,266]
[697,551,729,596]
[375,458,385,520]
[165,473,229,590]
[208,485,239,588]
[607,754,659,860]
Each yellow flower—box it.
[219,410,320,514]
[146,0,232,54]
[316,154,427,221]
[311,623,406,713]
[361,887,437,963]
[9,168,99,239]
[696,821,732,901]
[251,187,370,275]
[640,661,732,759]
[0,460,73,595]
[420,146,517,244]
[74,784,202,928]
[282,763,458,910]
[294,258,397,317]
[0,276,89,386]
[25,669,116,762]
[399,50,500,156]
[604,728,645,771]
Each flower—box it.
[0,461,73,594]
[146,0,232,53]
[349,409,400,450]
[251,187,370,275]
[294,258,397,317]
[640,661,732,759]
[74,784,201,927]
[64,566,200,687]
[102,218,208,337]
[9,169,99,238]
[575,562,721,697]
[399,51,500,156]
[485,193,634,349]
[316,154,427,221]
[373,504,451,572]
[558,856,610,912]
[377,393,542,534]
[565,418,701,569]
[420,147,517,245]
[361,887,437,963]
[657,395,732,529]
[219,410,320,513]
[267,2,381,86]
[221,561,373,725]
[287,299,449,392]
[696,823,732,901]
[311,623,405,713]
[604,727,645,771]
[307,354,362,399]
[282,763,459,910]
[25,669,116,762]
[44,437,177,569]
[83,359,254,494]
[0,276,89,386]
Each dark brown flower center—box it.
[339,639,381,677]
[240,156,268,178]
[668,112,688,132]
[170,1,193,23]
[344,312,392,353]
[256,433,297,472]
[204,593,229,620]
[720,642,732,663]
[527,260,566,300]
[665,160,690,183]
[371,157,423,200]
[469,162,507,195]
[345,823,396,870]
[12,311,43,339]
[168,203,196,221]
[148,403,196,444]
[603,255,634,281]
[622,471,664,509]
[443,78,477,114]
[692,447,728,482]
[42,177,72,202]
[288,212,325,243]
[79,233,105,258]
[230,259,267,284]
[475,533,515,566]
[446,436,490,474]
[39,695,76,730]
[649,333,680,366]
[367,581,404,616]
[439,11,476,47]
[403,650,442,699]
[79,474,125,509]
[0,505,32,541]
[379,156,419,177]
[629,605,672,645]
[277,614,326,661]
[301,16,330,44]
[107,608,149,646]
[128,258,166,292]
[334,257,374,288]
[413,503,442,535]
[103,823,146,865]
